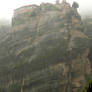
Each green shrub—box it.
[14,19,24,26]
[31,11,37,17]
[81,80,92,92]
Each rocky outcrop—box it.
[83,17,92,70]
[0,2,91,92]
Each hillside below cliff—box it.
[0,2,92,92]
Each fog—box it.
[0,0,92,20]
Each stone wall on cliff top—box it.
[0,2,91,92]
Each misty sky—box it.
[0,0,92,20]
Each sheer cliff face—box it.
[0,3,91,92]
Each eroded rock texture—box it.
[0,2,91,92]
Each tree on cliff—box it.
[72,2,79,9]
